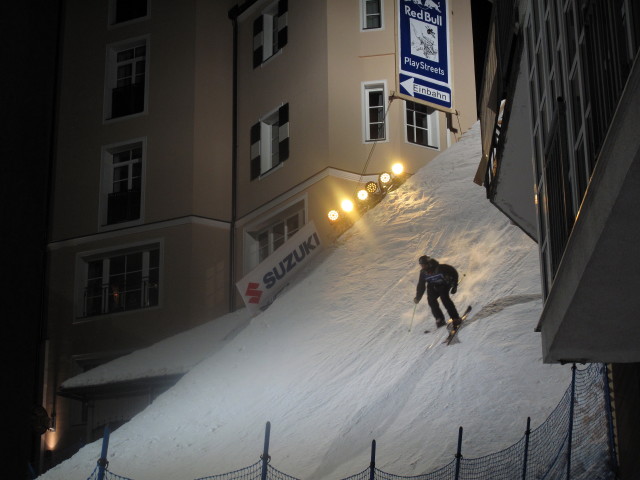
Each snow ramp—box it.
[40,123,574,480]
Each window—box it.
[105,38,148,119]
[405,101,439,148]
[363,82,387,142]
[361,0,383,30]
[109,0,148,25]
[80,246,159,318]
[245,202,305,270]
[100,140,145,227]
[524,0,640,296]
[250,103,289,179]
[253,0,288,68]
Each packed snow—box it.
[41,123,570,480]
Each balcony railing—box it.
[107,190,141,225]
[83,279,158,318]
[111,83,144,118]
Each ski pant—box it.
[427,283,459,321]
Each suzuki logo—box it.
[245,282,263,304]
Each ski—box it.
[424,305,471,335]
[442,305,472,345]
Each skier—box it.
[413,255,461,329]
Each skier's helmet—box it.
[425,258,439,270]
[419,256,439,270]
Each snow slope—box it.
[40,123,570,480]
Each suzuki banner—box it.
[236,221,323,315]
[396,0,453,111]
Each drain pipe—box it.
[228,6,239,313]
[228,1,259,312]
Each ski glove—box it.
[450,284,457,295]
[413,297,420,304]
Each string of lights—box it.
[327,95,409,226]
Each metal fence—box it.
[87,364,617,480]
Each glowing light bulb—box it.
[328,210,339,221]
[379,172,391,184]
[341,199,354,212]
[357,189,369,201]
[392,163,404,175]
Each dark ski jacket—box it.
[415,263,459,302]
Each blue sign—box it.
[397,0,452,110]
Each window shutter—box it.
[278,103,289,162]
[253,15,264,69]
[277,0,288,50]
[250,122,261,180]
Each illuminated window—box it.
[80,246,160,318]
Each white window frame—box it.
[253,0,288,67]
[104,36,149,121]
[362,81,389,143]
[360,0,384,31]
[405,100,440,149]
[260,110,281,174]
[262,3,280,60]
[243,199,306,272]
[251,103,290,180]
[99,138,146,230]
[75,241,162,321]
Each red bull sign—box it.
[236,221,323,314]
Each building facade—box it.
[41,0,477,471]
[474,0,640,477]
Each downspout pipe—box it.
[228,6,239,312]
[227,0,259,312]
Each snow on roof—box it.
[61,309,252,389]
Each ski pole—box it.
[409,303,417,332]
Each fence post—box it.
[261,422,271,480]
[369,440,376,480]
[454,427,463,480]
[567,364,577,480]
[97,425,111,480]
[602,364,619,474]
[521,417,531,480]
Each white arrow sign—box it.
[400,77,415,96]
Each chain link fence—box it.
[86,364,617,480]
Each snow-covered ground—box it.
[40,123,570,480]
